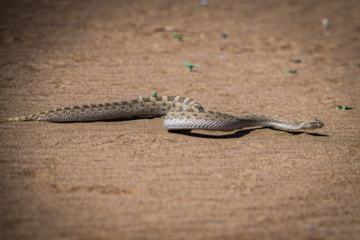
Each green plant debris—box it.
[173,32,183,41]
[332,104,356,110]
[284,69,298,74]
[140,92,157,99]
[184,62,199,72]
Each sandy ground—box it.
[0,0,359,239]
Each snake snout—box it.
[309,118,324,129]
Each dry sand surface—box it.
[1,0,359,239]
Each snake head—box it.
[306,118,325,129]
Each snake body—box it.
[5,96,324,131]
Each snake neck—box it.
[235,115,324,130]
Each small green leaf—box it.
[173,32,183,41]
[184,62,199,72]
[332,104,356,110]
[140,92,157,99]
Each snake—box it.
[4,96,324,131]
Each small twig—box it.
[284,69,298,74]
[35,22,85,27]
[154,26,201,34]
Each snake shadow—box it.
[169,127,329,139]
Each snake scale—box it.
[5,96,324,131]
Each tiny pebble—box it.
[294,59,301,63]
[219,55,224,59]
[201,0,209,6]
[305,225,314,231]
[221,32,228,38]
[322,18,330,29]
